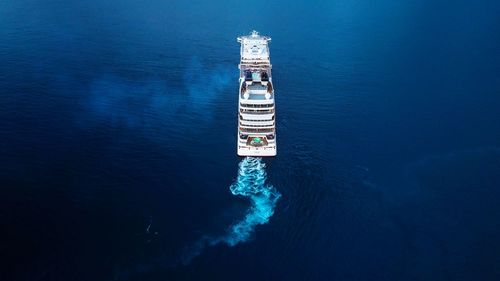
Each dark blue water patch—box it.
[386,147,500,280]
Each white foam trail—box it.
[181,157,281,264]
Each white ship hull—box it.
[237,145,277,157]
[237,31,277,157]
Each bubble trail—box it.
[181,157,281,264]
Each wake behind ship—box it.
[237,31,276,156]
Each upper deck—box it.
[237,31,271,63]
[238,31,274,103]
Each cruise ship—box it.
[237,31,276,157]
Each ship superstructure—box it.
[237,31,276,156]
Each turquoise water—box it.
[1,0,500,280]
[181,157,281,265]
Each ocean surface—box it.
[1,0,500,280]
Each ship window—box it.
[239,122,274,127]
[240,103,274,108]
[241,117,273,122]
[239,127,275,133]
[240,108,274,114]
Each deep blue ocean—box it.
[1,0,500,280]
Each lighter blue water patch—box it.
[181,157,281,264]
[80,58,232,130]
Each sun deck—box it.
[241,83,274,100]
